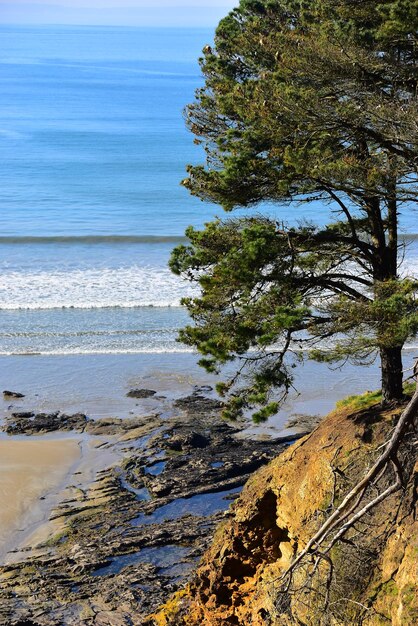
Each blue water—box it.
[0,26,210,353]
[0,26,217,237]
[0,25,417,355]
[91,545,193,578]
[132,487,241,526]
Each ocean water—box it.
[0,25,417,356]
[0,25,207,354]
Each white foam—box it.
[0,265,196,310]
[399,255,418,278]
[0,347,196,356]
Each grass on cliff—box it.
[336,381,415,412]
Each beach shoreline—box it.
[0,429,123,565]
[0,353,415,624]
[0,369,317,625]
[3,349,407,426]
[1,349,413,564]
[0,437,81,563]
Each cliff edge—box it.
[151,393,418,625]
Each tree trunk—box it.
[380,346,404,403]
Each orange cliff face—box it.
[150,395,418,626]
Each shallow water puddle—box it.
[141,545,199,579]
[119,476,151,501]
[91,545,191,578]
[144,460,166,476]
[132,487,242,526]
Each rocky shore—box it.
[152,394,418,626]
[0,386,314,626]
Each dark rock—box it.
[193,385,213,393]
[4,412,88,435]
[165,432,210,452]
[173,393,223,415]
[131,412,292,502]
[127,388,157,399]
[33,411,60,419]
[3,390,25,399]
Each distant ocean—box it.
[1,25,417,356]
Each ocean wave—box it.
[0,328,181,338]
[0,303,186,311]
[0,347,196,356]
[2,234,417,244]
[0,266,196,310]
[2,250,417,312]
[0,235,188,245]
[2,345,417,358]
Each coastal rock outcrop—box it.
[0,391,303,626]
[127,388,157,399]
[152,396,418,626]
[3,390,25,399]
[173,391,224,415]
[4,412,88,435]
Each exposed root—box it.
[281,382,418,584]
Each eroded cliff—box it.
[151,393,418,625]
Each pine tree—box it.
[170,0,418,420]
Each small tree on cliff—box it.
[170,0,418,421]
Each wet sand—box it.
[0,438,81,562]
[0,351,399,424]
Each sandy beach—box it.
[0,438,81,562]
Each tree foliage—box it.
[171,0,418,420]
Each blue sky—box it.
[0,0,238,26]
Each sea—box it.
[0,25,417,425]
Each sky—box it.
[0,0,238,26]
